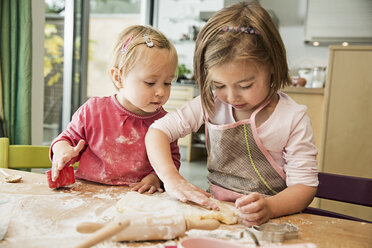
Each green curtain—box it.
[0,63,5,137]
[0,0,32,145]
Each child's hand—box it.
[130,174,164,194]
[235,192,273,227]
[52,140,85,181]
[164,176,220,211]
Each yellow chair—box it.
[0,137,52,169]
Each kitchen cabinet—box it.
[318,46,372,221]
[284,46,372,221]
[163,85,206,162]
[305,0,372,44]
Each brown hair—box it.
[111,25,177,89]
[194,2,291,115]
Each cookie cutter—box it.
[248,222,298,243]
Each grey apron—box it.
[206,103,287,197]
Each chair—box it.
[303,172,372,223]
[0,137,52,169]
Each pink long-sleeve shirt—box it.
[151,92,318,187]
[50,95,180,185]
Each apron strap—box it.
[250,98,286,180]
[250,100,271,124]
[243,124,279,195]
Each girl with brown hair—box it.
[146,2,318,226]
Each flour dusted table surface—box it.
[0,169,371,248]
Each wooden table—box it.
[1,169,371,248]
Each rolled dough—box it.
[116,192,238,225]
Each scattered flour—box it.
[116,191,238,225]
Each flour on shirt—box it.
[115,129,140,145]
[115,136,128,144]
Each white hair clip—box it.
[143,34,154,47]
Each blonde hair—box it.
[111,25,177,89]
[194,2,291,115]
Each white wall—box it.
[156,0,224,77]
[157,0,330,77]
[260,0,329,72]
[280,26,329,71]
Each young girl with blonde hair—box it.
[51,25,180,193]
[146,2,318,226]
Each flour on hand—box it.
[116,191,238,225]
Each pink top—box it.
[151,92,318,187]
[50,95,180,185]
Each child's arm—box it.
[50,101,89,181]
[145,128,219,210]
[131,139,180,194]
[51,140,85,181]
[235,184,317,226]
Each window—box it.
[44,0,65,145]
[43,0,146,145]
[87,0,142,97]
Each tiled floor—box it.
[179,155,209,191]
